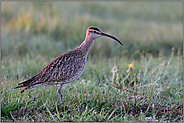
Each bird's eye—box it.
[94,31,96,33]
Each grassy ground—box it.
[1,1,183,122]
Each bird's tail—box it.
[15,76,36,93]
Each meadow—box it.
[1,2,183,122]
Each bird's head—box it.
[86,26,123,45]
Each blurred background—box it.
[2,2,183,61]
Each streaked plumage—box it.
[15,26,123,104]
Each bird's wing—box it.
[16,49,86,90]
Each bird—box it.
[15,26,123,105]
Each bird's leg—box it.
[57,84,63,105]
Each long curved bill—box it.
[101,32,123,45]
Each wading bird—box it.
[15,26,123,104]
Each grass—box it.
[1,1,183,122]
[1,50,183,122]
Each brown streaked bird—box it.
[15,26,123,104]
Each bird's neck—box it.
[79,37,95,56]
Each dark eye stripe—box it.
[89,30,101,34]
